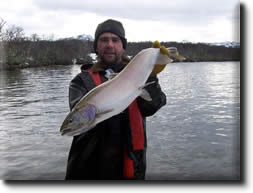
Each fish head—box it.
[60,104,97,136]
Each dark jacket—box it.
[65,61,166,180]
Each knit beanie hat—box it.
[93,19,127,53]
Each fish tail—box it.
[150,41,185,77]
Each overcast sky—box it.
[0,0,240,43]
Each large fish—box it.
[60,41,184,136]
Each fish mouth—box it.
[60,128,74,136]
[60,127,83,136]
[60,129,70,136]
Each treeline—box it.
[0,20,94,70]
[0,19,240,70]
[126,41,240,62]
[4,38,93,67]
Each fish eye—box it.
[69,119,73,123]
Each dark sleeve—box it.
[137,76,167,117]
[69,72,89,110]
[66,72,99,180]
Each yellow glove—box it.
[150,40,185,77]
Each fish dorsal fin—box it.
[138,81,155,101]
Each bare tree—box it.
[2,25,27,66]
[0,18,6,40]
[4,25,25,42]
[0,19,7,69]
[30,33,40,42]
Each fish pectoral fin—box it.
[138,81,156,101]
[96,108,114,118]
[138,81,156,90]
[140,89,152,101]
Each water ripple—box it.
[0,62,240,180]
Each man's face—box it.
[96,32,124,65]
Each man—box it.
[65,19,166,180]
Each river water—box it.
[0,62,240,180]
